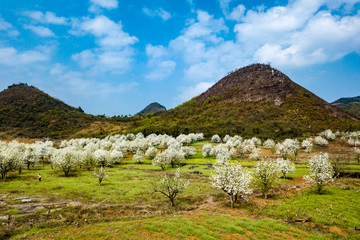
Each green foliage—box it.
[0,84,101,138]
[333,96,360,117]
[129,91,360,139]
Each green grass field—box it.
[1,141,360,239]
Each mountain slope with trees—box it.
[136,102,166,116]
[0,84,97,138]
[130,64,360,139]
[332,96,360,117]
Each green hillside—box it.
[332,96,360,117]
[0,83,97,138]
[129,64,360,139]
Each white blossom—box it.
[154,168,189,207]
[304,153,334,193]
[314,136,329,146]
[202,144,212,158]
[276,158,295,178]
[211,135,221,143]
[211,161,252,208]
[252,159,281,198]
[301,139,313,153]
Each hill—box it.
[332,96,360,117]
[136,102,166,116]
[0,83,98,138]
[130,64,360,139]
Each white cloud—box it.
[144,44,176,80]
[145,60,176,80]
[23,11,67,25]
[146,44,168,60]
[0,46,51,66]
[228,4,245,21]
[24,25,55,37]
[179,81,215,102]
[59,71,137,97]
[167,10,247,82]
[143,7,172,21]
[89,0,118,12]
[234,0,360,67]
[76,15,138,48]
[0,17,20,36]
[71,15,138,74]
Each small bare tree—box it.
[94,167,108,186]
[153,168,189,207]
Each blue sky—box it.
[0,0,359,116]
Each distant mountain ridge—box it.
[131,64,360,138]
[1,65,359,140]
[136,102,166,116]
[332,96,360,117]
[0,83,96,138]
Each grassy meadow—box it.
[1,140,360,239]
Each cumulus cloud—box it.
[0,46,51,66]
[179,81,214,102]
[144,44,176,80]
[0,17,20,36]
[73,15,138,48]
[24,25,55,37]
[145,60,176,80]
[23,11,67,25]
[234,0,360,67]
[143,7,172,21]
[168,10,247,82]
[89,0,118,12]
[56,70,138,97]
[71,15,138,74]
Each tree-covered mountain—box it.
[130,64,360,139]
[332,96,360,117]
[136,102,166,116]
[0,84,98,138]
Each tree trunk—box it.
[99,178,102,186]
[170,198,175,207]
[230,195,234,208]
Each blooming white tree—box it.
[94,167,108,186]
[133,150,144,164]
[23,144,40,170]
[314,136,329,146]
[354,148,360,163]
[211,161,252,208]
[152,152,171,170]
[153,168,189,207]
[249,147,261,160]
[263,139,275,149]
[93,149,113,167]
[164,148,185,168]
[223,135,230,143]
[320,130,336,140]
[145,146,158,159]
[181,146,196,158]
[211,135,221,143]
[304,153,334,193]
[301,139,313,153]
[276,139,300,160]
[50,148,79,177]
[215,150,231,165]
[276,158,295,178]
[202,144,212,158]
[252,159,281,198]
[110,149,124,163]
[0,141,20,180]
